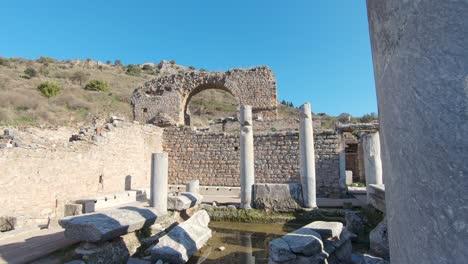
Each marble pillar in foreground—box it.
[299,103,317,208]
[240,105,255,209]
[150,152,168,212]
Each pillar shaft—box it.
[150,152,168,212]
[362,132,383,186]
[367,0,468,263]
[240,105,255,209]
[299,103,317,208]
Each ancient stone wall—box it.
[0,124,162,228]
[163,127,343,197]
[131,67,278,125]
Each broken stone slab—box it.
[252,183,303,212]
[65,203,83,217]
[74,238,129,264]
[59,206,165,242]
[307,221,343,239]
[151,210,212,264]
[269,221,324,263]
[167,192,203,211]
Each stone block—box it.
[369,218,389,259]
[0,216,16,232]
[59,206,165,242]
[345,210,366,234]
[74,238,129,264]
[346,170,353,185]
[75,199,96,214]
[167,192,202,211]
[252,183,303,212]
[359,254,389,264]
[151,210,212,264]
[307,221,343,239]
[65,203,83,217]
[367,184,385,212]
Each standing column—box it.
[338,134,347,189]
[367,1,468,263]
[240,105,255,209]
[362,132,383,203]
[150,152,168,212]
[299,103,317,208]
[362,132,383,186]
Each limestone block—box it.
[369,218,389,259]
[307,221,343,240]
[151,210,212,264]
[75,199,96,214]
[252,183,303,212]
[167,193,203,211]
[345,170,353,185]
[59,206,165,242]
[367,184,385,212]
[65,203,83,217]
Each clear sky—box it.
[1,0,377,116]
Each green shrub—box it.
[24,68,37,78]
[37,56,56,64]
[84,80,109,92]
[126,64,141,76]
[114,59,122,66]
[142,64,153,71]
[0,57,9,66]
[37,81,61,98]
[169,60,176,65]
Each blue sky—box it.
[1,0,377,116]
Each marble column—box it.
[362,132,383,192]
[299,103,317,208]
[150,152,168,212]
[240,105,255,209]
[367,0,468,263]
[186,179,200,193]
[338,134,347,190]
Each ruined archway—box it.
[183,83,238,126]
[131,66,278,126]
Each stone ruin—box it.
[131,66,278,126]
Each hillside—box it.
[0,56,376,128]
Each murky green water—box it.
[188,221,305,264]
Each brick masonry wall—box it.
[0,124,162,228]
[163,127,343,197]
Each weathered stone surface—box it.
[74,238,129,264]
[269,222,324,262]
[269,238,297,262]
[369,218,389,259]
[0,216,16,232]
[252,183,303,212]
[186,180,199,193]
[367,184,385,212]
[59,206,164,242]
[367,0,468,263]
[307,221,343,239]
[359,254,389,264]
[163,127,344,198]
[132,67,278,125]
[345,210,365,234]
[167,193,203,211]
[127,257,151,264]
[64,204,83,217]
[151,210,212,264]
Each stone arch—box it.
[131,66,278,126]
[181,82,239,126]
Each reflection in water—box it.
[188,221,303,264]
